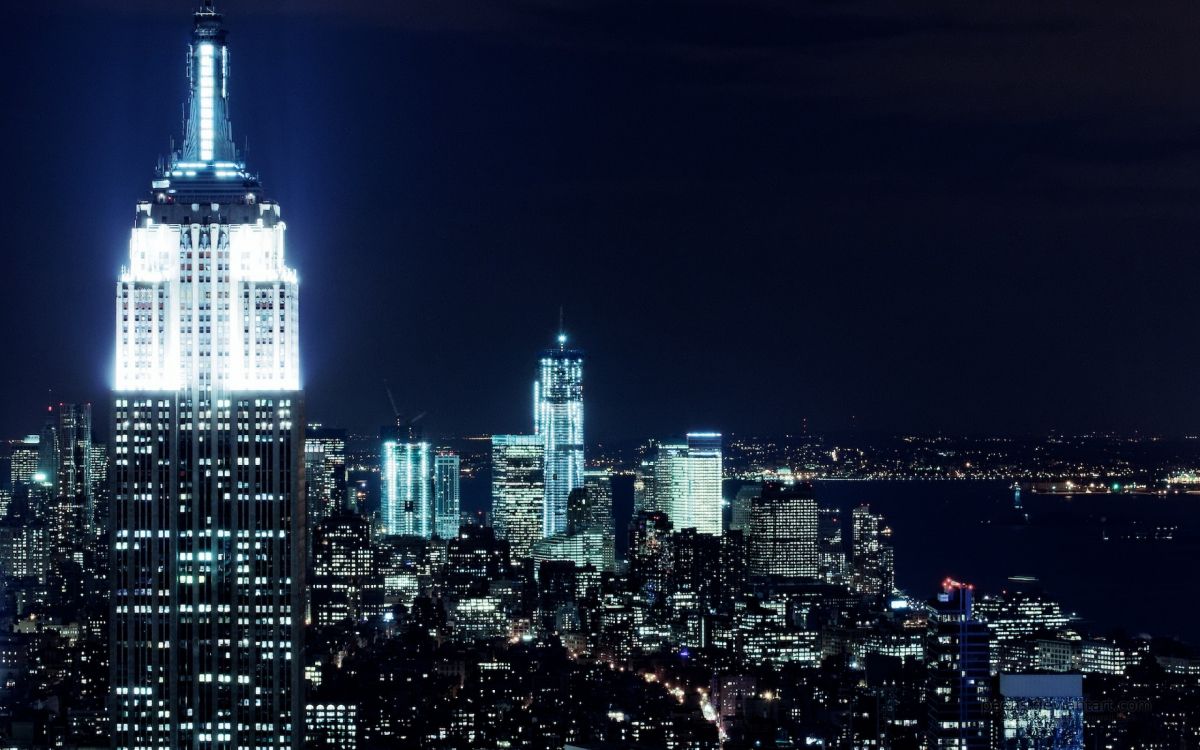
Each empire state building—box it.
[111,3,304,748]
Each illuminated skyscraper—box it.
[305,426,348,528]
[533,332,583,537]
[655,433,723,535]
[748,481,819,580]
[41,403,94,563]
[110,5,304,747]
[381,439,432,538]
[928,579,993,750]
[434,450,462,539]
[491,434,544,559]
[8,435,40,491]
[851,504,895,597]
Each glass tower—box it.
[533,333,583,537]
[434,450,462,539]
[655,433,723,536]
[381,440,433,538]
[110,4,304,748]
[491,434,544,559]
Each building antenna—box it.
[557,306,565,349]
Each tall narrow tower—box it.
[110,4,304,748]
[533,331,584,537]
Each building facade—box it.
[927,580,993,750]
[655,433,723,536]
[491,435,544,559]
[110,5,304,747]
[305,426,348,527]
[381,440,432,538]
[748,482,819,580]
[434,450,462,539]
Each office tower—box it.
[975,577,1072,642]
[381,439,432,538]
[89,441,110,533]
[818,505,847,584]
[445,525,511,595]
[670,528,722,642]
[655,433,723,535]
[51,403,94,529]
[311,512,380,626]
[0,514,49,584]
[851,504,895,597]
[998,674,1084,750]
[434,450,462,539]
[533,332,584,537]
[633,451,658,515]
[748,482,819,580]
[628,510,673,607]
[579,470,615,569]
[8,435,40,491]
[728,483,759,532]
[531,531,608,574]
[530,469,615,574]
[305,426,348,527]
[717,529,748,614]
[927,579,993,750]
[491,434,544,559]
[40,403,94,566]
[110,5,304,747]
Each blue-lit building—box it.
[381,439,432,538]
[534,333,584,537]
[110,3,304,747]
[999,674,1084,750]
[434,450,462,539]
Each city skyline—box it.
[5,1,1200,439]
[2,3,1199,749]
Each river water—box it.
[811,479,1200,645]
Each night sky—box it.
[2,1,1199,440]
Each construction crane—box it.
[383,380,426,441]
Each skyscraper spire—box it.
[179,2,238,164]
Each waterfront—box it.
[813,480,1200,644]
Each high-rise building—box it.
[729,483,760,533]
[381,439,432,538]
[633,451,658,515]
[975,577,1073,642]
[927,579,993,750]
[748,482,819,580]
[998,674,1084,750]
[657,433,723,535]
[8,435,40,492]
[533,333,584,537]
[491,434,544,559]
[817,504,847,584]
[305,426,348,528]
[851,504,895,597]
[530,470,615,573]
[37,404,95,566]
[110,5,304,747]
[311,512,381,626]
[629,510,673,608]
[434,450,462,539]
